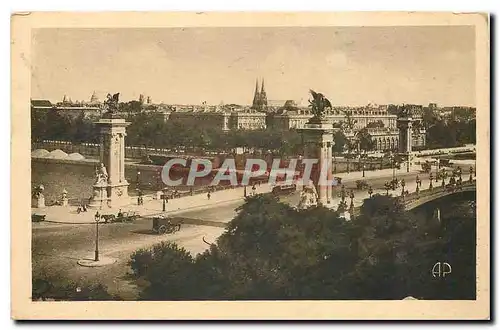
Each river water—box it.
[32,160,229,204]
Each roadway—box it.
[32,219,225,299]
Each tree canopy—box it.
[127,193,476,300]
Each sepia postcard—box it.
[11,12,490,320]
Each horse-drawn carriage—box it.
[31,214,46,222]
[115,211,139,223]
[100,211,139,223]
[152,215,182,234]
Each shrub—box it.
[32,275,115,301]
[128,248,153,277]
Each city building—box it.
[168,107,267,131]
[266,100,426,151]
[229,110,266,130]
[268,107,398,130]
[169,111,231,131]
[31,94,103,119]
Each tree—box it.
[355,128,375,152]
[333,131,348,153]
[32,274,115,301]
[128,192,476,300]
[128,241,198,300]
[340,110,357,132]
[31,109,47,142]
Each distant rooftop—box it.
[31,99,53,107]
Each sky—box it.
[31,26,476,107]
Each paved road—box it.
[32,219,224,299]
[177,193,300,222]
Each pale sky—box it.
[31,26,476,107]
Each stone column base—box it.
[88,184,109,209]
[88,182,131,209]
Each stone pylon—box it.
[89,112,131,208]
[298,117,334,206]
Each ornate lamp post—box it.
[435,160,439,182]
[94,211,100,262]
[136,170,141,189]
[339,185,346,204]
[333,153,337,174]
[156,169,162,190]
[362,162,366,178]
[401,179,406,196]
[162,188,168,212]
[349,190,355,213]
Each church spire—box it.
[252,78,261,109]
[260,78,267,108]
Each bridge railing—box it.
[401,180,476,207]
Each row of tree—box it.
[31,109,99,144]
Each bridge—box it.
[332,172,475,218]
[402,180,476,210]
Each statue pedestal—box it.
[89,183,108,209]
[35,194,45,208]
[88,182,130,209]
[108,181,130,207]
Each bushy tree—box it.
[333,131,348,153]
[355,128,375,152]
[129,194,476,300]
[129,242,197,300]
[32,274,115,301]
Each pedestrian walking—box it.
[207,192,211,200]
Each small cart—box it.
[31,214,46,222]
[114,211,139,223]
[152,216,182,234]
